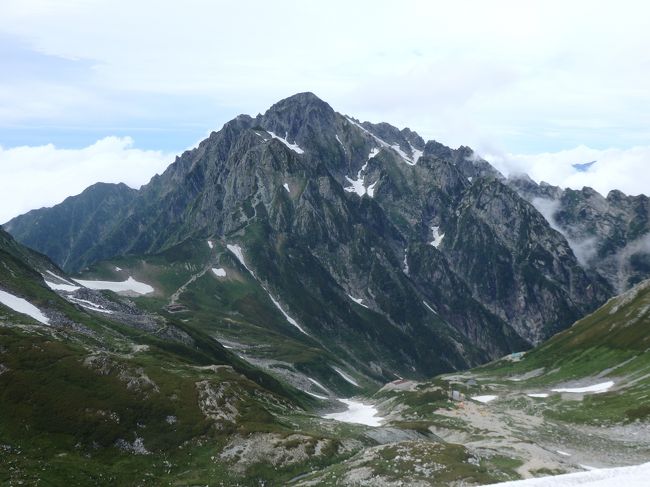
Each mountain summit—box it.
[5,93,645,380]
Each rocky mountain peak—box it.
[258,92,336,143]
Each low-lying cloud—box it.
[485,145,650,198]
[0,137,172,223]
[530,197,599,267]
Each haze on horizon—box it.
[1,0,649,223]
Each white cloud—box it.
[486,145,650,198]
[0,1,649,152]
[0,137,172,223]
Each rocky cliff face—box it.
[3,93,615,376]
[509,176,650,292]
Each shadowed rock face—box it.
[3,92,620,375]
[509,176,650,292]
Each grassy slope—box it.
[0,234,373,486]
[475,279,650,424]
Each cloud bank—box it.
[0,137,172,223]
[486,145,650,198]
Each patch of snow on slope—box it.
[336,134,345,151]
[324,399,381,427]
[345,117,419,165]
[391,144,417,165]
[207,240,213,249]
[45,270,75,286]
[45,281,80,292]
[556,450,571,456]
[283,182,290,193]
[472,395,497,403]
[227,243,308,335]
[366,180,378,197]
[308,377,329,394]
[347,294,369,308]
[212,268,226,277]
[304,390,328,400]
[423,301,438,314]
[409,142,423,164]
[430,226,445,248]
[267,131,304,154]
[344,147,380,197]
[346,117,391,148]
[333,367,360,387]
[527,393,549,398]
[483,461,650,486]
[267,294,309,335]
[0,289,49,324]
[226,244,255,276]
[403,249,409,274]
[67,296,113,314]
[551,381,614,394]
[344,174,366,196]
[73,277,154,295]
[267,297,307,335]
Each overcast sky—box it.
[1,0,650,223]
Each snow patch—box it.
[226,244,254,276]
[409,142,423,164]
[556,450,571,457]
[45,270,75,286]
[423,301,438,314]
[551,381,614,394]
[304,390,328,400]
[115,266,122,271]
[527,393,549,398]
[267,131,304,154]
[429,226,445,248]
[391,144,417,165]
[403,249,409,275]
[323,399,381,427]
[345,117,419,165]
[45,281,80,292]
[226,243,308,335]
[471,395,497,403]
[0,289,49,324]
[268,294,309,335]
[366,180,378,198]
[67,296,113,314]
[212,268,227,277]
[333,367,360,387]
[344,147,380,197]
[336,134,345,151]
[308,377,329,394]
[485,461,650,486]
[283,182,290,193]
[207,240,214,249]
[347,294,369,308]
[73,276,154,295]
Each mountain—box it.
[3,93,612,379]
[4,182,138,271]
[508,176,650,292]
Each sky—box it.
[1,0,649,223]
